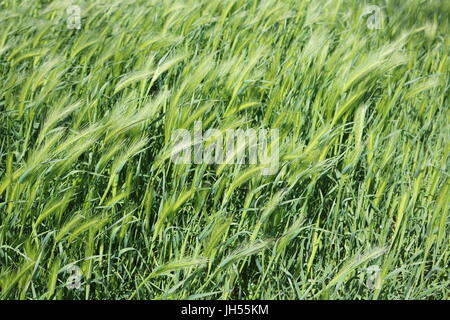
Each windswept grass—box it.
[0,0,449,299]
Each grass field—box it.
[0,0,449,300]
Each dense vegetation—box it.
[0,0,448,299]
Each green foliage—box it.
[0,0,448,299]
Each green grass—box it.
[0,0,449,300]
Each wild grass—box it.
[0,0,449,299]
